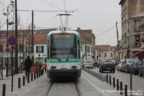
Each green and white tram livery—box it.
[46,30,82,79]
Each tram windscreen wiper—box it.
[56,57,61,62]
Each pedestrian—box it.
[25,56,32,76]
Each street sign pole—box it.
[5,47,10,77]
[11,46,14,92]
[8,36,17,92]
[130,70,133,96]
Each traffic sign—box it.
[8,37,17,45]
[5,47,10,53]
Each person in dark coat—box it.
[25,56,32,76]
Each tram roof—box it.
[47,30,80,36]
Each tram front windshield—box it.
[50,34,78,60]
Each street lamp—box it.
[3,2,14,77]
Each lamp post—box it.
[3,2,14,77]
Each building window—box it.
[99,54,101,57]
[109,47,112,51]
[91,47,93,53]
[18,44,24,52]
[104,53,107,57]
[0,45,3,52]
[134,20,140,32]
[135,35,140,47]
[85,45,90,53]
[36,46,44,53]
[111,53,113,57]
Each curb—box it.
[83,69,106,81]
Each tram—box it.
[46,30,82,79]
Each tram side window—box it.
[77,40,80,59]
[47,40,50,59]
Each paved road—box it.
[90,67,144,96]
[3,71,122,96]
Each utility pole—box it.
[32,10,34,61]
[22,31,25,71]
[116,22,119,44]
[6,7,9,77]
[116,22,120,61]
[14,0,19,74]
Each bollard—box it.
[125,85,128,96]
[31,73,33,81]
[2,84,6,96]
[42,69,44,75]
[23,76,25,86]
[34,72,36,80]
[117,79,119,90]
[106,74,108,83]
[120,81,123,95]
[18,78,21,88]
[27,74,30,83]
[45,68,47,73]
[39,70,41,77]
[37,71,39,78]
[109,76,111,85]
[113,77,115,88]
[38,70,41,77]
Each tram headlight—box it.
[51,66,56,69]
[71,66,77,69]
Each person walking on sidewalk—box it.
[25,56,32,76]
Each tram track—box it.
[74,82,82,96]
[45,81,54,96]
[45,80,82,96]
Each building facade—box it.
[119,0,144,60]
[0,28,96,66]
[95,45,116,61]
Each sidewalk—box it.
[0,69,46,96]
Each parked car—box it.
[117,60,125,71]
[109,59,119,65]
[93,62,98,67]
[99,60,115,73]
[97,60,105,67]
[139,65,144,77]
[129,60,142,75]
[121,59,136,72]
[83,61,94,69]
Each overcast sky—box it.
[1,0,121,46]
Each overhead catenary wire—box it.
[37,0,63,11]
[96,24,116,36]
[17,9,75,13]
